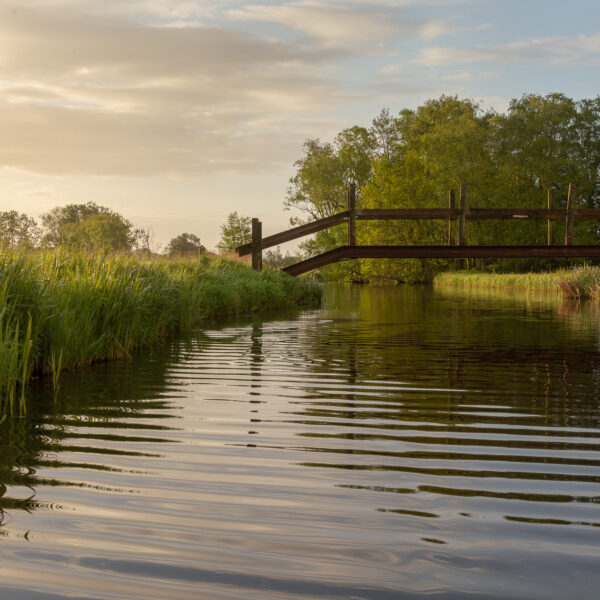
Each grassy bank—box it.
[0,249,321,414]
[434,266,600,299]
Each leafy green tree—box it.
[0,211,40,247]
[493,93,600,246]
[285,93,600,280]
[361,96,496,280]
[165,233,206,257]
[217,212,251,253]
[60,214,133,252]
[41,202,114,247]
[41,202,143,252]
[370,108,400,160]
[284,125,378,280]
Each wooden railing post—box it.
[251,218,262,271]
[565,184,575,246]
[458,184,467,246]
[348,184,356,246]
[448,189,456,245]
[547,189,553,246]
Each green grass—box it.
[434,266,600,300]
[0,249,321,415]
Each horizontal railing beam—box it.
[283,245,600,276]
[240,204,600,259]
[355,208,600,221]
[356,208,455,220]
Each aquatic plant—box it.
[0,248,321,414]
[435,266,600,300]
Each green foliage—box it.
[0,211,40,248]
[61,213,132,252]
[435,269,566,292]
[41,202,113,246]
[165,233,206,257]
[435,266,600,300]
[263,246,298,269]
[0,249,322,415]
[286,94,600,281]
[40,202,141,252]
[217,211,251,253]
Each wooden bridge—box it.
[236,184,600,276]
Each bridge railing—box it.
[236,183,600,272]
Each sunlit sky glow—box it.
[1,0,599,250]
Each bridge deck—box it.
[282,245,600,276]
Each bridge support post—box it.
[547,189,553,246]
[348,184,356,246]
[458,184,467,246]
[251,218,262,271]
[565,184,574,246]
[448,189,456,245]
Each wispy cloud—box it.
[0,5,346,176]
[415,32,600,66]
[228,1,456,53]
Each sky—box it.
[1,0,599,251]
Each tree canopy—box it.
[217,212,251,253]
[0,211,40,248]
[165,233,206,257]
[39,202,148,252]
[286,93,600,281]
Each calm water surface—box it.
[1,285,600,599]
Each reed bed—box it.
[434,266,600,300]
[0,249,321,414]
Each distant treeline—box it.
[0,204,298,268]
[286,93,600,281]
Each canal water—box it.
[1,285,599,599]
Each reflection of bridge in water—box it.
[236,184,600,276]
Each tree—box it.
[41,202,142,252]
[370,108,400,160]
[217,212,251,253]
[0,211,40,247]
[285,94,600,280]
[60,213,133,252]
[130,227,153,255]
[263,246,298,268]
[41,202,115,247]
[165,233,206,257]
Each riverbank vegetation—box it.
[0,249,321,415]
[285,93,600,282]
[435,265,600,300]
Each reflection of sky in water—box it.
[0,285,600,599]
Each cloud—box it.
[228,1,455,53]
[415,32,600,66]
[0,5,345,176]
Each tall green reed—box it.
[435,266,600,299]
[0,248,321,415]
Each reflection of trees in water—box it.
[300,285,600,430]
[0,344,178,523]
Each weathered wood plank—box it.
[236,211,349,256]
[458,184,467,246]
[283,245,600,276]
[354,208,600,220]
[355,208,458,220]
[547,189,553,246]
[565,184,575,245]
[348,184,356,246]
[448,190,456,245]
[251,218,262,271]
